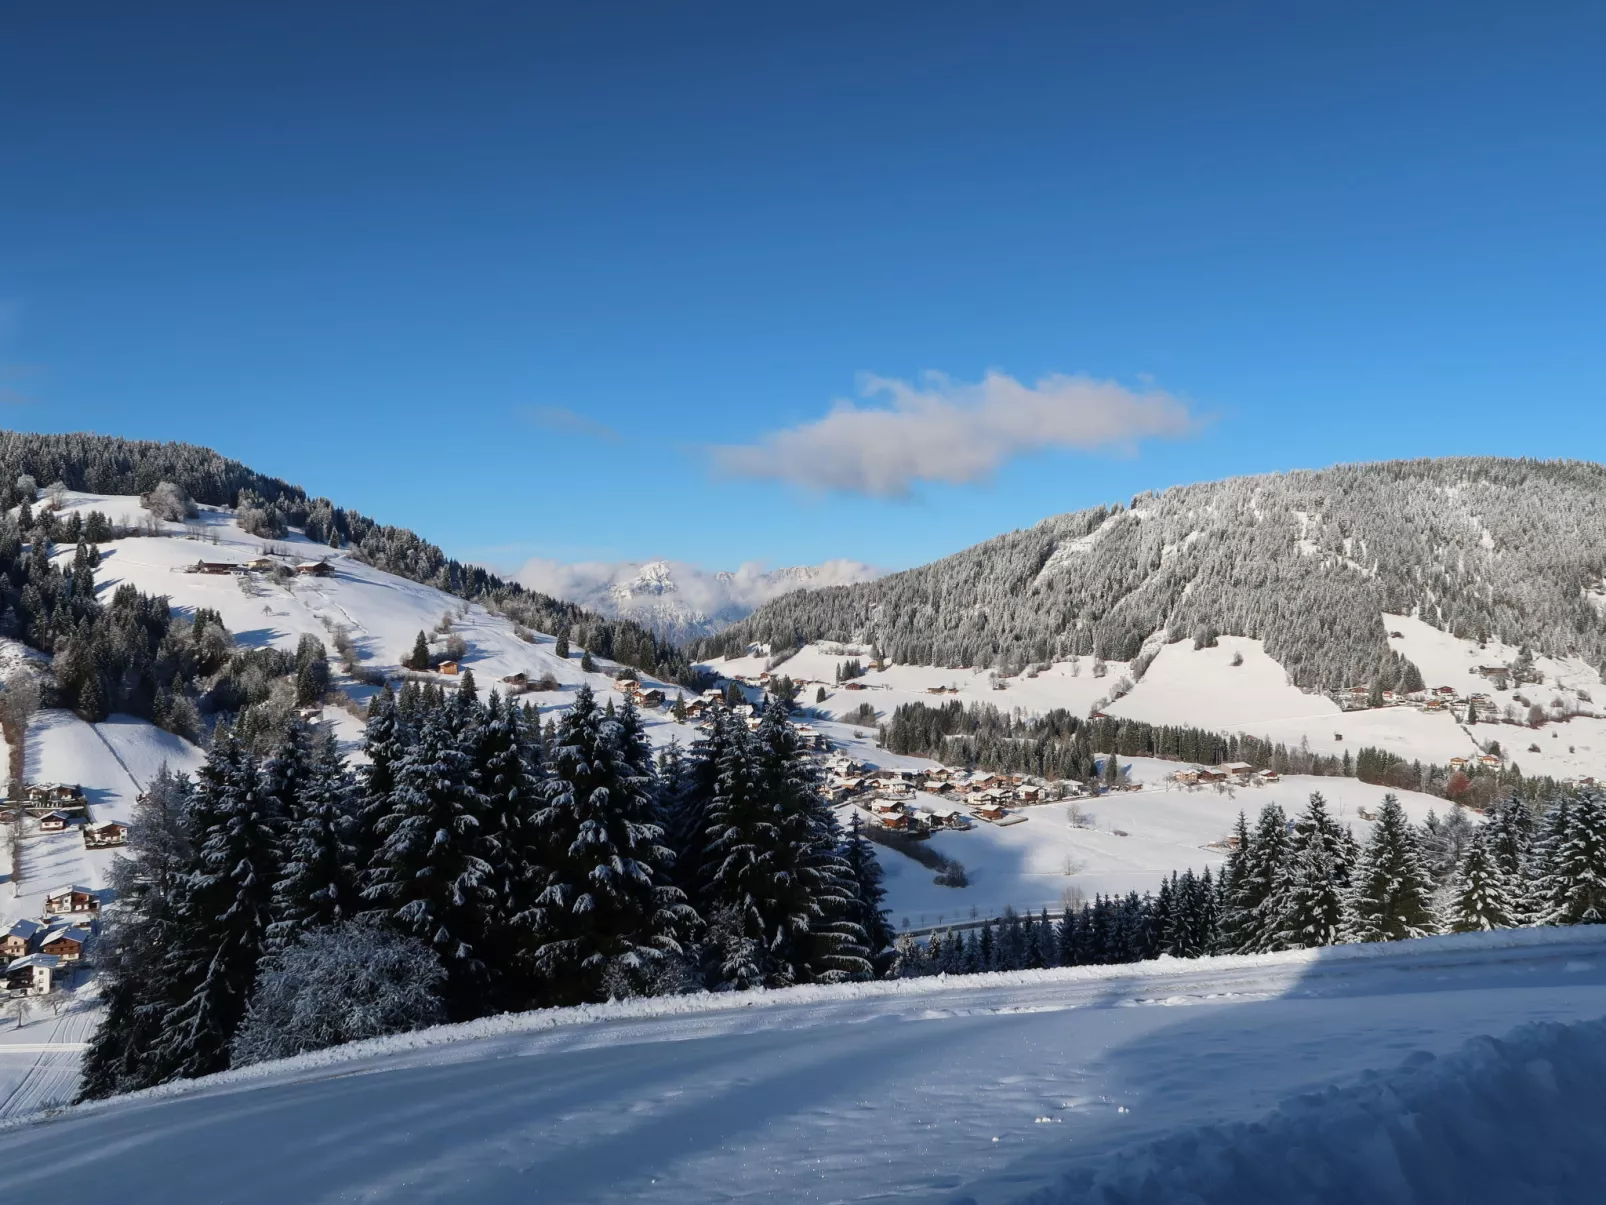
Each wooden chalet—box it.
[39,927,89,963]
[1,919,45,961]
[191,560,241,575]
[2,954,59,997]
[637,688,665,707]
[971,800,1009,822]
[44,885,105,916]
[1221,762,1255,779]
[295,559,335,577]
[24,783,86,807]
[83,821,129,849]
[36,810,78,833]
[437,661,460,676]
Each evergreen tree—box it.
[406,630,431,671]
[474,691,546,1006]
[842,812,895,975]
[1539,791,1606,926]
[526,688,693,1004]
[1269,794,1351,950]
[77,767,196,1100]
[363,698,493,1018]
[268,728,358,948]
[1445,827,1520,932]
[153,731,280,1082]
[1344,794,1438,943]
[1229,805,1289,953]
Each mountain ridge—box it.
[697,457,1606,691]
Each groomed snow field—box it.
[2,927,1605,1204]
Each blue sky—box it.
[3,2,1604,577]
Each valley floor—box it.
[5,928,1606,1204]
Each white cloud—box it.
[519,405,622,444]
[710,370,1199,497]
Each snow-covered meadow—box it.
[3,927,1605,1203]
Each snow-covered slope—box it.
[4,927,1606,1203]
[516,555,881,642]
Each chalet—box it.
[39,927,89,963]
[701,689,725,702]
[1448,756,1470,769]
[191,560,240,575]
[1195,768,1227,783]
[246,556,278,572]
[971,800,1009,822]
[295,559,335,577]
[1221,762,1254,779]
[1,919,45,961]
[1475,665,1510,679]
[1173,768,1202,785]
[44,885,105,916]
[83,821,129,849]
[843,681,866,691]
[1014,785,1045,803]
[638,688,665,708]
[1479,754,1503,768]
[501,672,530,692]
[1261,771,1281,783]
[437,661,460,676]
[915,801,969,829]
[1434,686,1458,697]
[1357,806,1379,821]
[617,677,641,694]
[24,783,85,807]
[36,810,78,833]
[3,954,59,997]
[871,802,910,831]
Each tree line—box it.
[79,683,893,1100]
[878,700,1573,806]
[896,790,1606,980]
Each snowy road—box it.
[5,929,1606,1203]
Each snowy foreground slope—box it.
[5,928,1606,1204]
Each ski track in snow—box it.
[3,929,1606,1203]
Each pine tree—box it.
[1231,805,1289,953]
[153,730,280,1082]
[473,691,546,1007]
[1344,794,1438,943]
[406,630,431,671]
[525,688,693,1004]
[362,698,493,1018]
[842,812,895,975]
[268,728,358,948]
[1539,791,1606,926]
[1445,827,1520,932]
[77,767,196,1100]
[1269,794,1351,950]
[1215,812,1254,952]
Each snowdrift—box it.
[1025,1014,1606,1205]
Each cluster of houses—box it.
[1338,682,1498,719]
[6,783,128,848]
[189,556,334,578]
[1171,762,1277,787]
[1,885,107,998]
[825,756,1069,832]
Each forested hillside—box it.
[701,458,1606,690]
[0,431,697,685]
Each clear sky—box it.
[3,2,1603,576]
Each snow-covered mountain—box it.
[515,556,882,643]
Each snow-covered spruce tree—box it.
[268,726,359,949]
[1484,795,1537,924]
[1231,804,1290,953]
[351,684,404,867]
[1444,826,1521,932]
[472,690,547,1008]
[362,697,493,1019]
[1344,794,1438,943]
[842,811,895,975]
[77,766,196,1101]
[231,922,446,1066]
[152,729,281,1083]
[1269,794,1353,950]
[1538,790,1606,926]
[698,704,868,988]
[525,688,693,1005]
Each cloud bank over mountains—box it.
[712,370,1199,497]
[516,556,882,643]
